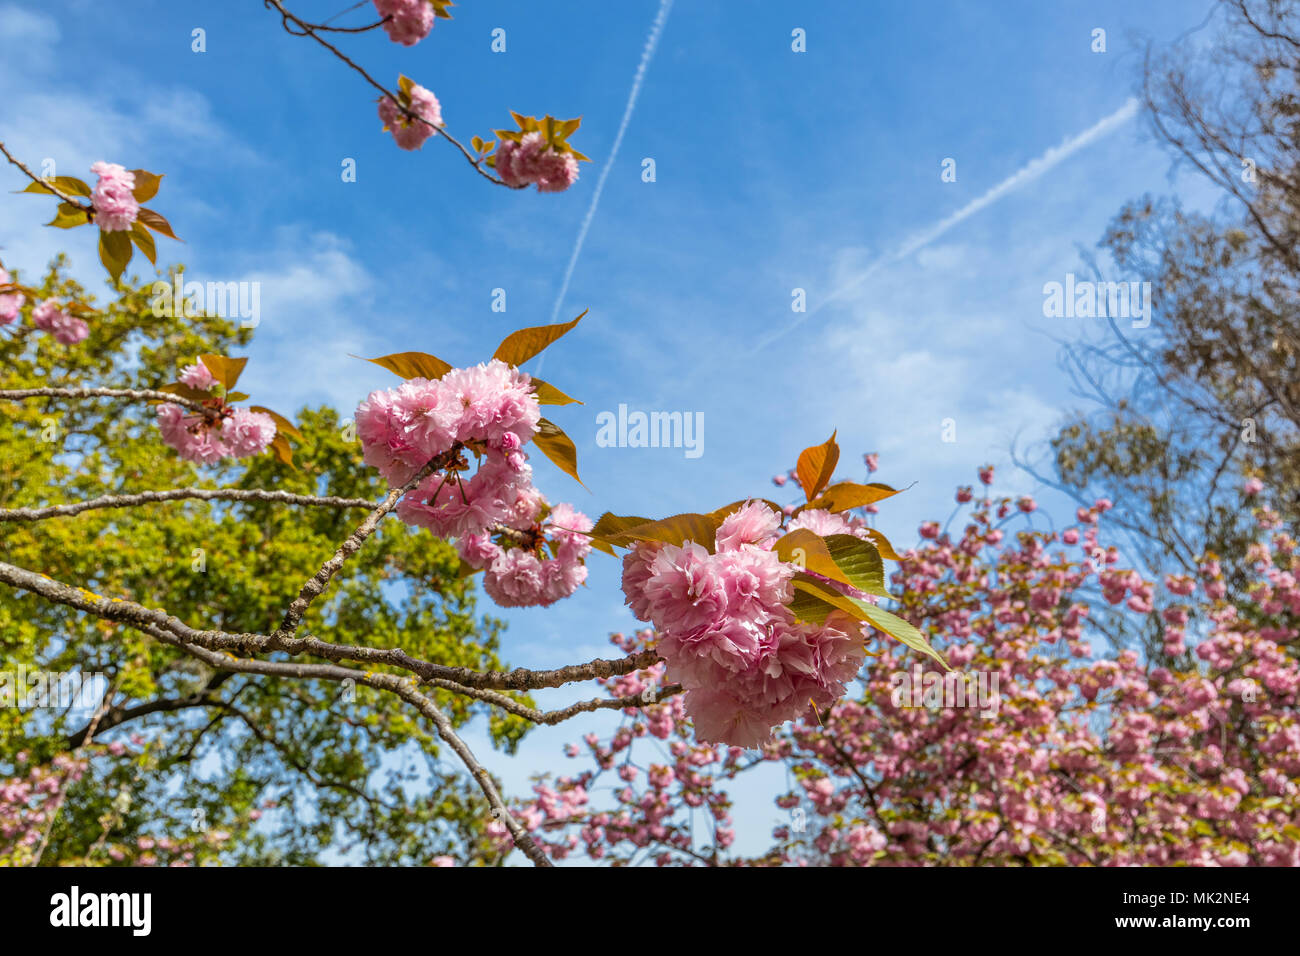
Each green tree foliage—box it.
[1,259,530,865]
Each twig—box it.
[262,0,509,186]
[0,141,93,210]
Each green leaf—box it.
[804,480,901,514]
[791,574,948,669]
[248,405,303,442]
[397,74,415,98]
[530,378,582,406]
[225,391,250,402]
[199,354,248,391]
[795,431,840,503]
[130,170,162,203]
[53,176,92,197]
[822,533,886,596]
[129,221,157,264]
[356,351,453,381]
[20,181,55,195]
[772,530,885,597]
[531,417,584,487]
[137,207,179,240]
[46,202,89,229]
[98,229,133,283]
[492,309,586,367]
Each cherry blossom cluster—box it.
[31,299,89,345]
[89,161,139,233]
[493,462,1299,866]
[0,751,87,864]
[0,265,89,345]
[372,0,438,47]
[355,359,593,607]
[495,133,580,193]
[0,264,23,325]
[155,362,276,464]
[378,84,442,151]
[621,500,869,748]
[2,741,244,866]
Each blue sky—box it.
[1,0,1223,859]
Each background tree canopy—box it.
[1,261,531,865]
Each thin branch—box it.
[136,624,553,865]
[262,0,509,187]
[0,557,661,691]
[0,141,93,210]
[0,487,378,523]
[0,386,208,412]
[272,451,453,640]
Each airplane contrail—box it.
[537,0,673,376]
[749,97,1141,354]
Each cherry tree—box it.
[0,3,939,867]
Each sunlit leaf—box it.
[773,530,884,596]
[860,526,903,561]
[593,513,722,551]
[98,229,133,283]
[53,176,91,198]
[137,207,179,240]
[46,202,89,229]
[199,354,248,391]
[492,309,586,367]
[804,480,901,514]
[129,170,162,203]
[532,417,584,487]
[795,431,840,502]
[129,222,156,264]
[587,512,654,555]
[356,351,453,381]
[530,378,582,406]
[156,382,214,403]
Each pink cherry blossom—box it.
[495,132,579,192]
[30,299,88,345]
[373,0,435,46]
[221,408,277,457]
[378,84,442,151]
[89,161,139,232]
[0,265,23,324]
[178,362,217,390]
